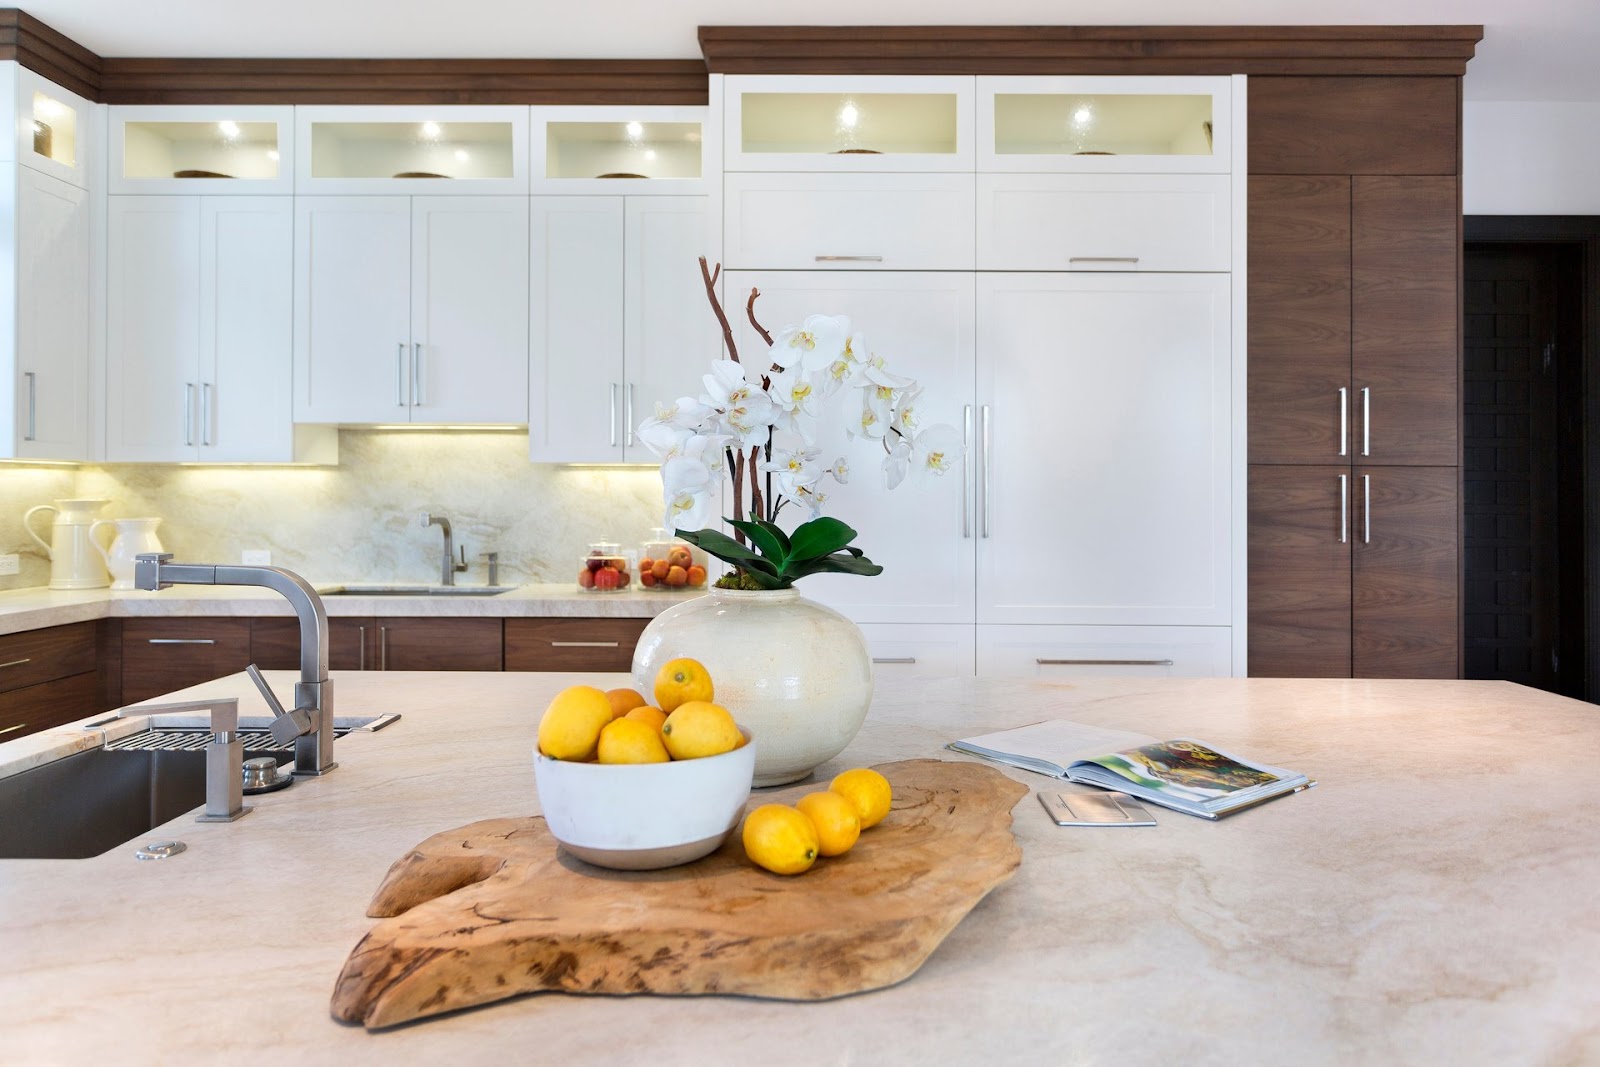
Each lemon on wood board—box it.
[596,717,670,764]
[795,790,861,857]
[742,804,821,875]
[830,768,893,829]
[653,657,714,713]
[660,701,741,760]
[622,704,667,732]
[605,687,648,720]
[537,685,614,761]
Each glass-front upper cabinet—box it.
[531,106,710,193]
[295,105,529,194]
[110,106,294,193]
[7,65,92,188]
[978,76,1232,173]
[724,75,974,171]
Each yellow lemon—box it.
[653,657,714,713]
[605,687,648,720]
[537,685,613,761]
[622,704,667,733]
[829,768,893,829]
[742,804,820,875]
[596,717,670,764]
[795,790,861,857]
[660,701,741,760]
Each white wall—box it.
[1464,101,1600,215]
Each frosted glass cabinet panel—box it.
[111,106,294,193]
[10,66,93,187]
[29,88,76,169]
[532,106,709,192]
[296,107,529,194]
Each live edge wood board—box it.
[331,759,1028,1030]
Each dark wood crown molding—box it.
[698,25,1483,76]
[0,9,101,98]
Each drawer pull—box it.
[0,723,25,737]
[1068,257,1140,264]
[147,638,216,646]
[358,625,367,671]
[551,641,620,648]
[814,255,883,262]
[0,657,31,670]
[1036,658,1174,667]
[872,657,917,665]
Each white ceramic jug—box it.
[90,517,165,591]
[23,499,112,589]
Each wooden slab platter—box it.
[331,758,1027,1029]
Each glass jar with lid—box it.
[577,540,632,592]
[638,528,708,591]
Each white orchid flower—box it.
[660,454,717,532]
[636,416,695,459]
[881,436,912,490]
[829,457,850,484]
[761,445,825,496]
[849,398,888,441]
[787,483,829,519]
[911,423,964,484]
[771,314,850,374]
[890,383,925,436]
[819,332,868,399]
[701,359,776,448]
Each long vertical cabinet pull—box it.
[395,343,406,407]
[980,405,992,538]
[962,405,973,538]
[626,384,636,446]
[609,384,619,446]
[22,371,36,441]
[357,626,367,671]
[412,342,424,406]
[184,383,195,446]
[1362,474,1372,544]
[1338,474,1348,543]
[1361,387,1372,457]
[379,626,389,670]
[1338,387,1348,456]
[201,384,213,447]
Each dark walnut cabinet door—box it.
[121,619,252,703]
[504,618,650,673]
[1353,466,1460,678]
[374,618,503,671]
[251,617,375,671]
[1248,175,1352,464]
[1247,465,1353,677]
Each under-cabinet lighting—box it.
[1072,106,1093,126]
[365,424,524,432]
[0,458,80,468]
[420,121,441,139]
[626,121,644,139]
[218,120,240,139]
[838,102,860,129]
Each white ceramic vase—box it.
[632,587,874,787]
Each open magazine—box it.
[948,719,1314,820]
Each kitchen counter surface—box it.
[0,582,692,636]
[4,673,1599,1066]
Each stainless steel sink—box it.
[316,585,514,597]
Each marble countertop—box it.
[0,582,693,636]
[3,672,1598,1065]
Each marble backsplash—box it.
[0,429,666,592]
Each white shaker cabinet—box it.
[294,196,529,424]
[530,196,716,463]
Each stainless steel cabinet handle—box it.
[1363,474,1372,544]
[872,656,917,665]
[201,383,213,447]
[1338,387,1348,457]
[1068,256,1140,264]
[0,723,24,737]
[0,657,31,669]
[148,638,215,646]
[1361,387,1371,457]
[357,625,367,671]
[412,342,423,406]
[379,626,389,670]
[395,343,406,407]
[1036,658,1174,667]
[551,641,620,648]
[1338,474,1348,544]
[962,404,973,538]
[980,404,992,538]
[814,255,883,262]
[183,383,195,446]
[609,383,619,447]
[626,384,636,446]
[22,371,36,441]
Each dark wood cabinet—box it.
[504,618,649,673]
[1352,466,1461,678]
[374,618,503,671]
[1247,465,1353,677]
[1248,77,1458,176]
[0,622,108,739]
[120,618,252,703]
[252,617,373,671]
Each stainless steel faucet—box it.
[133,554,336,776]
[420,512,469,586]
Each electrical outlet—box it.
[0,553,18,575]
[241,549,271,566]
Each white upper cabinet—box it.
[724,75,975,171]
[977,76,1231,173]
[295,106,529,195]
[3,64,93,188]
[531,105,710,194]
[110,105,294,194]
[295,195,529,424]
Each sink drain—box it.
[134,840,186,861]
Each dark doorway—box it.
[1464,223,1592,700]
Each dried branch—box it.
[746,289,773,347]
[748,446,765,525]
[699,255,740,365]
[732,449,746,545]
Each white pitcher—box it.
[90,517,165,591]
[22,499,112,589]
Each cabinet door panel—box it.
[505,618,649,672]
[375,618,503,671]
[1353,466,1459,678]
[1352,177,1459,466]
[977,273,1232,626]
[13,169,89,459]
[858,623,975,679]
[411,196,530,423]
[0,672,102,741]
[293,196,411,423]
[251,617,372,672]
[1247,464,1352,677]
[106,195,200,461]
[121,619,252,704]
[529,197,624,462]
[977,624,1232,679]
[201,197,294,461]
[1248,176,1352,464]
[0,622,98,694]
[725,271,977,625]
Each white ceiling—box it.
[23,0,1600,101]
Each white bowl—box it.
[532,732,755,870]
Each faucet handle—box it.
[246,663,313,746]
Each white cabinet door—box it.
[859,623,976,679]
[410,196,530,423]
[293,196,411,423]
[529,196,624,462]
[106,195,201,461]
[977,624,1232,678]
[12,168,89,460]
[200,197,295,461]
[976,273,1232,626]
[725,271,977,625]
[623,196,719,460]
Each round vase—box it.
[632,587,874,787]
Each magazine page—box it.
[1072,740,1287,805]
[949,720,1157,777]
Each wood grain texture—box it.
[375,618,503,672]
[1353,175,1461,466]
[0,9,102,99]
[252,617,373,672]
[1353,466,1460,678]
[120,618,252,704]
[699,25,1482,75]
[0,670,101,740]
[1249,77,1458,175]
[0,621,97,694]
[503,617,649,673]
[1247,465,1353,678]
[1248,176,1351,464]
[331,759,1027,1029]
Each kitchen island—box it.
[3,672,1598,1065]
